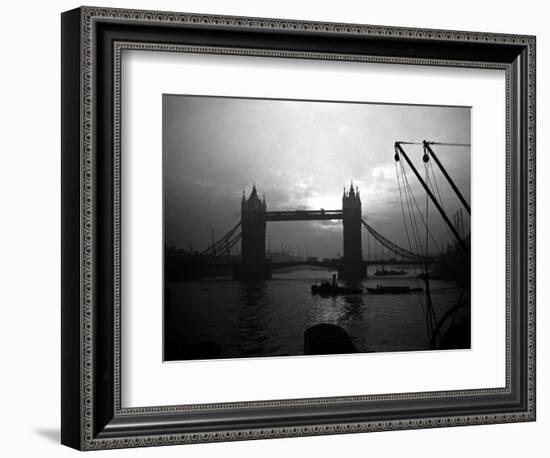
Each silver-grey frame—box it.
[61,6,536,450]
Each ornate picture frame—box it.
[61,6,536,450]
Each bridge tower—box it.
[238,185,270,280]
[341,183,365,280]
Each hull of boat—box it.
[366,286,422,294]
[311,286,362,295]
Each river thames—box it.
[164,266,470,361]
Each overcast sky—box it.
[163,95,470,258]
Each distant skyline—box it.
[163,95,471,258]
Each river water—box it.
[164,266,469,361]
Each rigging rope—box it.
[423,161,438,340]
[395,141,470,346]
[398,155,442,255]
[399,158,432,254]
[426,142,470,147]
[395,161,415,260]
[397,158,422,255]
[425,158,454,246]
[399,141,471,147]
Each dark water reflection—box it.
[164,267,470,361]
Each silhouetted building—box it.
[238,185,270,280]
[341,183,365,280]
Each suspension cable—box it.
[200,221,242,256]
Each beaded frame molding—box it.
[61,6,536,451]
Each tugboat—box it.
[311,274,362,295]
[366,284,423,294]
[374,266,407,276]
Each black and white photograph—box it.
[163,95,472,361]
[44,1,540,454]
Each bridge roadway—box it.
[265,209,342,221]
[269,259,433,269]
[166,257,439,280]
[191,259,435,270]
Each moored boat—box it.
[374,266,407,276]
[311,275,362,295]
[366,285,423,294]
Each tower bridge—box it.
[182,183,439,282]
[238,183,364,281]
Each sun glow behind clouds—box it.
[164,95,470,257]
[305,193,342,211]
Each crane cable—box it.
[394,161,415,260]
[426,142,470,147]
[424,150,456,246]
[395,155,431,315]
[398,156,442,255]
[424,159,453,248]
[396,148,444,325]
[398,159,423,256]
[424,162,438,342]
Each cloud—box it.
[164,95,471,255]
